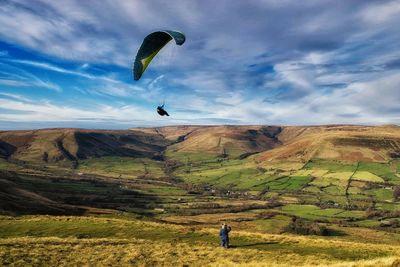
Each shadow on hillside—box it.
[326,229,347,236]
[74,132,165,160]
[0,140,16,158]
[0,170,161,217]
[230,241,279,248]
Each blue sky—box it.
[0,0,400,129]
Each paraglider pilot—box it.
[219,223,231,248]
[157,103,169,116]
[133,30,185,117]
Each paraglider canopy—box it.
[133,30,186,81]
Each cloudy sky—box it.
[0,0,400,129]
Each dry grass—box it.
[1,234,399,267]
[323,172,353,181]
[353,171,385,183]
[1,216,400,266]
[293,169,329,177]
[162,212,260,224]
[256,125,400,162]
[166,125,280,159]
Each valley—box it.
[1,125,400,266]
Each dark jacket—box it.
[219,226,231,240]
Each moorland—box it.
[1,124,400,266]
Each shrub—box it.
[284,217,329,236]
[380,219,400,228]
[366,208,388,219]
[393,186,400,200]
[267,196,282,208]
[257,211,278,219]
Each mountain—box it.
[1,125,399,167]
[158,125,282,159]
[0,128,169,167]
[256,125,400,163]
[1,124,400,223]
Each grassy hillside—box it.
[166,125,282,160]
[1,125,400,218]
[257,125,400,162]
[1,125,399,166]
[1,125,400,265]
[1,216,400,266]
[0,129,168,168]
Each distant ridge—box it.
[0,125,399,166]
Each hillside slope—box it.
[0,129,168,167]
[0,170,85,215]
[0,125,399,167]
[257,125,400,163]
[165,125,282,159]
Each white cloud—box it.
[1,70,400,127]
[0,79,33,87]
[8,59,119,84]
[0,93,32,102]
[0,97,154,123]
[273,62,314,91]
[148,75,165,91]
[1,0,400,127]
[0,59,147,97]
[361,0,400,24]
[0,62,62,92]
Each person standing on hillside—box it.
[219,223,231,248]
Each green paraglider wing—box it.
[133,30,185,81]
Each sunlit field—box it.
[1,126,400,266]
[1,216,400,267]
[2,150,400,265]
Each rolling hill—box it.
[256,125,400,163]
[0,128,169,167]
[1,125,399,167]
[1,125,400,266]
[1,124,399,213]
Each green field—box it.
[2,151,400,266]
[78,156,165,179]
[1,215,400,266]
